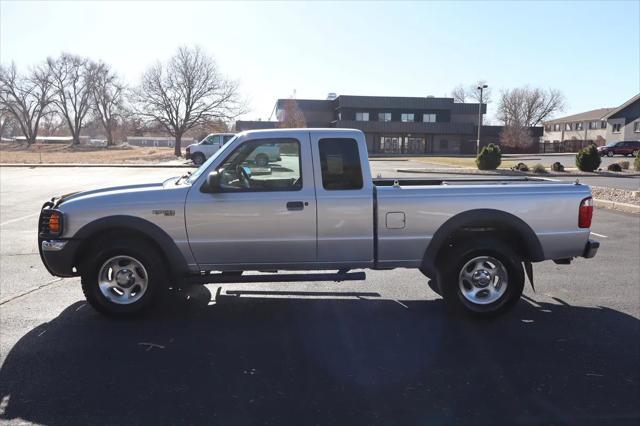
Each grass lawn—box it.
[0,143,180,164]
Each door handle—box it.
[286,201,305,211]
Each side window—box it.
[223,135,234,143]
[207,135,222,145]
[217,138,301,192]
[319,138,363,190]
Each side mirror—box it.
[205,170,221,192]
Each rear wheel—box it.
[80,237,167,317]
[192,152,206,166]
[438,239,524,317]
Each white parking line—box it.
[0,212,39,227]
[591,232,608,238]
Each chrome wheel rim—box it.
[98,255,148,305]
[458,256,508,305]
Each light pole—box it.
[476,84,488,155]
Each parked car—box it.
[38,129,599,318]
[597,140,640,157]
[185,133,235,165]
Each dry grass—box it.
[410,156,520,169]
[0,142,180,164]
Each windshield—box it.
[186,136,238,184]
[605,142,618,147]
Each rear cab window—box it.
[318,138,363,190]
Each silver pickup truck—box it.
[38,129,599,318]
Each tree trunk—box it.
[174,134,182,157]
[106,124,114,147]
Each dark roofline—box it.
[603,93,640,119]
[276,95,485,113]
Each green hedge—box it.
[476,144,502,170]
[575,145,601,172]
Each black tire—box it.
[438,238,524,317]
[607,151,614,157]
[80,236,168,317]
[192,153,206,166]
[255,154,269,167]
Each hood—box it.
[56,180,175,206]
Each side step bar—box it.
[184,271,366,285]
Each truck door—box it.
[309,131,374,267]
[185,133,317,269]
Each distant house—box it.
[542,108,613,150]
[542,94,640,152]
[603,93,640,143]
[125,136,196,148]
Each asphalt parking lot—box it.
[0,165,639,425]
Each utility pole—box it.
[476,84,488,155]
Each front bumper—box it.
[38,239,82,277]
[583,239,600,258]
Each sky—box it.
[1,0,639,122]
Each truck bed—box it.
[373,176,567,187]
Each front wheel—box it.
[192,153,206,166]
[607,151,614,157]
[438,239,524,317]
[80,237,167,317]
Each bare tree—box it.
[451,80,492,104]
[499,123,533,151]
[47,53,94,145]
[133,46,243,156]
[0,62,54,145]
[39,113,65,136]
[277,99,307,128]
[91,62,125,145]
[497,86,565,127]
[451,85,467,103]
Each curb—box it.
[396,168,640,178]
[0,163,194,168]
[593,199,640,214]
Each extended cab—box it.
[38,129,599,317]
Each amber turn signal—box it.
[48,212,61,234]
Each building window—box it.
[589,121,599,130]
[423,113,436,123]
[601,121,607,129]
[565,123,572,131]
[355,112,369,121]
[553,124,561,131]
[439,139,449,149]
[380,136,402,154]
[378,112,391,122]
[401,113,414,122]
[575,122,583,130]
[612,123,622,133]
[634,122,640,132]
[406,137,425,153]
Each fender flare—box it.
[421,209,544,277]
[73,215,190,277]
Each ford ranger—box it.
[38,129,599,317]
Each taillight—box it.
[579,197,593,228]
